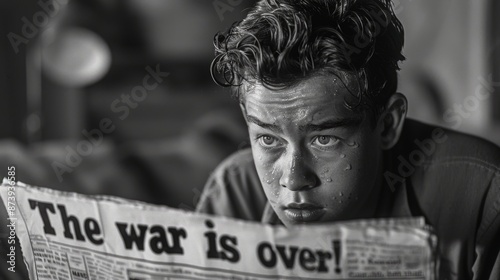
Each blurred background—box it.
[0,0,499,210]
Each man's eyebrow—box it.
[246,115,362,132]
[299,117,362,132]
[246,115,283,133]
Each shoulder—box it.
[393,119,500,235]
[213,148,256,175]
[196,148,267,221]
[391,120,500,278]
[394,119,500,179]
[402,119,500,160]
[205,148,258,192]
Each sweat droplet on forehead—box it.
[297,108,309,120]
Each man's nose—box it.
[278,151,318,191]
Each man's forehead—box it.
[242,74,364,124]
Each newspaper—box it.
[1,179,438,280]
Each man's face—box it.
[243,74,384,227]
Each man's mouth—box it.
[283,203,325,223]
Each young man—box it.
[196,0,500,279]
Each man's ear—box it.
[239,102,249,123]
[377,92,407,150]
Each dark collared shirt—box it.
[196,119,500,280]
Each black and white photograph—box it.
[0,0,499,279]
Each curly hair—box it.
[210,0,405,114]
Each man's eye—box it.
[313,136,339,147]
[258,135,279,147]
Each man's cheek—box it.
[253,156,280,185]
[261,163,281,185]
[320,164,353,184]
